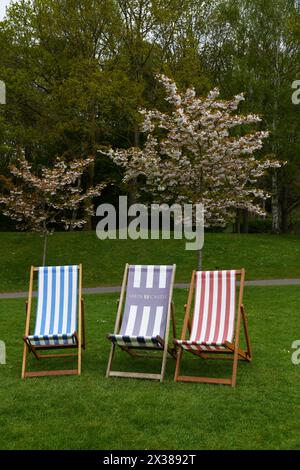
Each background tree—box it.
[198,0,300,233]
[0,153,106,264]
[0,0,123,228]
[0,0,299,234]
[0,1,187,222]
[108,75,281,268]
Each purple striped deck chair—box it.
[22,265,85,378]
[106,264,176,382]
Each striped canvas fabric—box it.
[175,270,236,352]
[108,265,174,349]
[26,265,79,347]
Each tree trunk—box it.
[42,231,48,267]
[70,176,81,231]
[272,170,281,234]
[281,186,289,233]
[84,162,95,231]
[242,209,249,233]
[127,127,140,224]
[197,248,202,271]
[235,208,241,234]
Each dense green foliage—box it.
[0,0,300,231]
[0,286,299,449]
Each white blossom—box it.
[0,155,106,234]
[106,75,282,226]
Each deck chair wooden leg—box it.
[231,347,239,387]
[22,266,34,379]
[81,298,86,349]
[106,343,116,378]
[231,296,243,387]
[77,343,82,376]
[241,305,252,360]
[171,302,177,340]
[160,266,176,382]
[106,264,128,379]
[21,344,28,379]
[174,347,183,382]
[160,343,169,382]
[169,302,177,359]
[77,264,83,376]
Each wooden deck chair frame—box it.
[21,264,84,378]
[174,269,252,387]
[106,263,176,382]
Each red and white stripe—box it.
[175,343,227,352]
[175,270,236,351]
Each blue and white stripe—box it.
[27,265,78,347]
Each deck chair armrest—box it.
[107,333,115,341]
[23,336,34,354]
[156,335,165,347]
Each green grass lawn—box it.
[0,286,299,450]
[0,231,300,292]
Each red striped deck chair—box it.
[174,269,252,387]
[106,264,176,382]
[21,265,85,378]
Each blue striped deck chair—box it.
[22,265,84,378]
[106,264,176,382]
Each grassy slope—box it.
[0,286,299,450]
[0,232,300,292]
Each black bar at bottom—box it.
[0,450,300,467]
